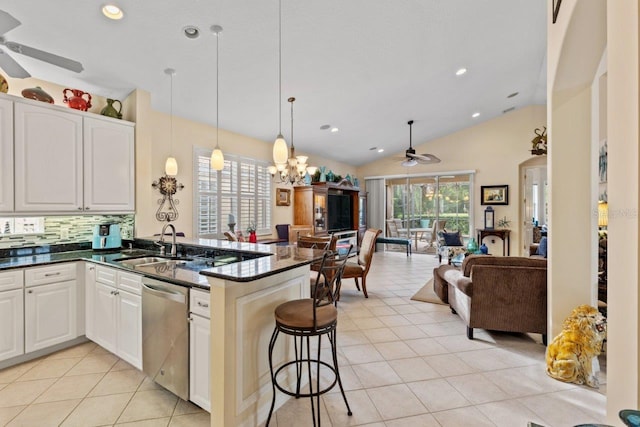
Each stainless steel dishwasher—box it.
[141,277,189,400]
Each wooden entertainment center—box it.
[293,180,367,248]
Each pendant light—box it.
[164,68,178,176]
[272,0,288,165]
[210,25,225,171]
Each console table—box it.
[477,229,511,256]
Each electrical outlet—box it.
[60,228,69,239]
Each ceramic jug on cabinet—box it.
[100,98,122,119]
[63,88,92,111]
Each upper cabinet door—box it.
[14,102,83,212]
[0,98,13,212]
[83,117,135,212]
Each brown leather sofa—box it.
[433,255,548,341]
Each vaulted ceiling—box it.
[0,0,546,166]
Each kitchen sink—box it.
[114,255,192,269]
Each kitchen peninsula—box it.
[0,237,322,427]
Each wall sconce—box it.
[484,206,495,229]
[152,175,184,222]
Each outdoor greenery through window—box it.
[388,174,472,241]
[0,218,45,235]
[194,148,272,238]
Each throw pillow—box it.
[537,236,548,258]
[442,231,463,246]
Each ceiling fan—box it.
[398,120,441,167]
[0,10,83,78]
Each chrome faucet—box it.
[158,223,178,256]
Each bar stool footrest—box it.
[273,359,338,398]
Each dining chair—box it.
[224,231,238,241]
[341,228,382,298]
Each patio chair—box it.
[424,219,447,247]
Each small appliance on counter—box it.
[92,223,122,250]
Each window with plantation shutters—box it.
[194,147,272,238]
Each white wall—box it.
[357,105,547,256]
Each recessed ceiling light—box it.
[102,4,124,20]
[377,148,384,153]
[320,124,331,130]
[369,147,377,151]
[503,107,516,114]
[507,92,519,98]
[455,68,467,76]
[183,26,200,39]
[472,112,480,118]
[330,127,339,133]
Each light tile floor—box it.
[0,251,606,427]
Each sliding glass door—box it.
[386,174,472,253]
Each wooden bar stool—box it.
[266,247,353,426]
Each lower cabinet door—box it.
[93,282,117,354]
[0,289,25,361]
[116,290,142,370]
[25,280,77,353]
[189,313,211,412]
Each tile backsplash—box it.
[0,215,134,249]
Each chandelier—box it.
[268,97,317,184]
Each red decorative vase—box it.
[249,231,257,243]
[63,88,92,111]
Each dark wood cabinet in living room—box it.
[293,181,361,236]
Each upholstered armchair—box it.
[342,228,382,298]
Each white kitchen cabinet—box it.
[24,280,77,353]
[0,98,13,212]
[93,281,118,354]
[24,264,78,353]
[14,102,84,212]
[11,97,135,214]
[116,289,142,368]
[85,264,96,341]
[83,117,135,212]
[189,288,211,412]
[91,265,142,369]
[0,270,25,362]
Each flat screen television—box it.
[327,193,352,232]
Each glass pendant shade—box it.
[273,134,288,164]
[165,156,178,176]
[306,166,318,176]
[210,148,224,171]
[267,165,278,175]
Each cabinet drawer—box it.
[95,265,117,287]
[0,269,23,291]
[118,271,142,295]
[25,263,76,287]
[190,288,210,318]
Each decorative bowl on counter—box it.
[21,86,54,104]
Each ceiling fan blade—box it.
[0,10,21,36]
[408,152,441,164]
[4,41,84,73]
[0,49,30,78]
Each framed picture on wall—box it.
[481,185,509,205]
[276,188,291,206]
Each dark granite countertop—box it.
[0,238,324,290]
